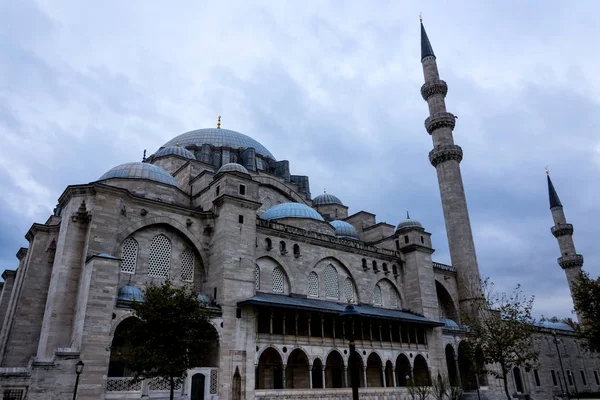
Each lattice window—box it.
[106,378,142,392]
[210,369,218,394]
[120,237,138,274]
[148,378,181,391]
[390,289,400,308]
[2,390,24,400]
[180,248,194,282]
[273,267,284,293]
[148,234,171,278]
[324,264,339,299]
[255,265,260,290]
[308,272,319,297]
[373,284,383,306]
[344,278,355,303]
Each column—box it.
[344,366,349,388]
[363,366,368,388]
[382,366,387,387]
[283,312,286,335]
[282,363,287,389]
[322,365,326,389]
[309,364,313,389]
[269,310,273,335]
[392,367,398,387]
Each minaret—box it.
[420,20,483,317]
[546,170,584,321]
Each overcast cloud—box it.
[1,0,599,319]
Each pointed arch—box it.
[366,352,384,387]
[256,256,293,294]
[308,272,318,297]
[436,280,459,321]
[286,348,310,389]
[325,350,344,388]
[395,353,411,386]
[373,284,383,306]
[120,237,138,274]
[148,234,171,278]
[257,347,284,389]
[375,278,404,309]
[413,354,430,386]
[324,264,339,299]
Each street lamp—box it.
[552,331,570,400]
[568,370,579,400]
[339,304,361,400]
[72,360,85,400]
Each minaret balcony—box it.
[551,223,573,238]
[558,254,584,269]
[429,144,463,167]
[425,112,456,134]
[421,80,448,101]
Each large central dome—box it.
[161,128,275,160]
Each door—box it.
[191,373,205,400]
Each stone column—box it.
[344,366,349,388]
[309,364,313,389]
[321,365,326,389]
[363,366,368,388]
[382,366,387,387]
[392,367,397,387]
[282,363,287,389]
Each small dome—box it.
[216,162,249,175]
[330,220,359,239]
[117,284,144,303]
[313,193,343,206]
[98,162,180,188]
[396,215,423,231]
[536,321,574,332]
[262,203,325,222]
[154,146,196,160]
[441,318,461,331]
[197,294,211,304]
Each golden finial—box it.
[419,12,422,23]
[217,116,221,129]
[175,142,179,147]
[545,166,549,175]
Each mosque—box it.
[0,21,598,400]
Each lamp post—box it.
[72,360,85,400]
[552,331,570,399]
[339,304,361,400]
[569,370,579,400]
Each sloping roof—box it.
[238,292,443,326]
[421,22,435,60]
[547,174,563,208]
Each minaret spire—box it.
[420,20,483,317]
[546,170,584,322]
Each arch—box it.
[254,177,311,205]
[257,347,284,389]
[308,272,318,297]
[392,264,398,276]
[395,353,411,387]
[362,258,367,270]
[382,262,388,273]
[436,280,459,321]
[347,351,365,388]
[413,354,430,386]
[265,237,272,250]
[232,367,241,400]
[445,344,459,387]
[293,244,300,257]
[389,287,401,308]
[120,237,138,274]
[279,241,287,254]
[458,341,476,391]
[325,350,344,388]
[255,265,260,290]
[324,264,339,299]
[366,352,384,387]
[148,234,171,278]
[256,256,293,294]
[343,277,356,303]
[312,358,324,389]
[385,360,394,388]
[373,284,383,306]
[513,367,524,393]
[375,278,404,309]
[372,260,378,272]
[200,323,220,367]
[285,348,310,389]
[108,317,139,377]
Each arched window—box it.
[148,234,171,278]
[382,263,388,273]
[273,267,284,293]
[121,237,138,274]
[344,278,356,303]
[362,259,368,270]
[279,241,287,255]
[373,284,382,306]
[255,265,260,290]
[324,265,339,299]
[308,272,318,297]
[390,289,400,308]
[180,247,195,282]
[265,238,272,250]
[392,264,398,276]
[293,244,300,258]
[372,261,378,272]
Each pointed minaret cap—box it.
[420,19,435,61]
[546,168,563,209]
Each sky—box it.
[1,0,599,320]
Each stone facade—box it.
[0,22,599,400]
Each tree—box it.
[123,280,218,400]
[572,271,600,352]
[462,279,538,400]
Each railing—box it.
[432,262,455,272]
[106,377,142,392]
[257,219,399,257]
[106,369,217,396]
[255,387,411,400]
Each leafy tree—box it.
[572,272,600,352]
[462,279,538,400]
[122,280,218,400]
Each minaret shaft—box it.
[420,24,483,317]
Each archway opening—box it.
[285,349,309,389]
[395,354,411,386]
[257,347,284,389]
[436,281,459,322]
[445,344,459,387]
[366,353,383,387]
[346,352,365,388]
[385,360,394,387]
[513,367,524,393]
[413,354,431,386]
[108,317,139,377]
[325,351,344,388]
[312,358,324,389]
[232,367,241,400]
[458,341,477,391]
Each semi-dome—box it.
[216,162,249,175]
[117,284,144,303]
[262,203,325,222]
[330,220,359,239]
[313,193,343,206]
[441,318,461,331]
[98,162,180,188]
[161,128,275,160]
[154,146,196,160]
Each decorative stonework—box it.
[551,224,573,238]
[429,145,463,167]
[558,254,584,269]
[420,80,448,101]
[424,112,456,134]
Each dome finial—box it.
[324,188,326,194]
[175,142,180,147]
[419,12,422,23]
[407,211,410,219]
[142,149,146,162]
[545,165,549,175]
[217,115,221,129]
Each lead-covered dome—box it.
[161,128,275,160]
[262,203,325,222]
[98,162,180,188]
[154,146,196,160]
[313,193,343,206]
[330,220,359,239]
[216,162,249,175]
[396,217,423,231]
[117,284,144,303]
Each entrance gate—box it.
[191,373,205,400]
